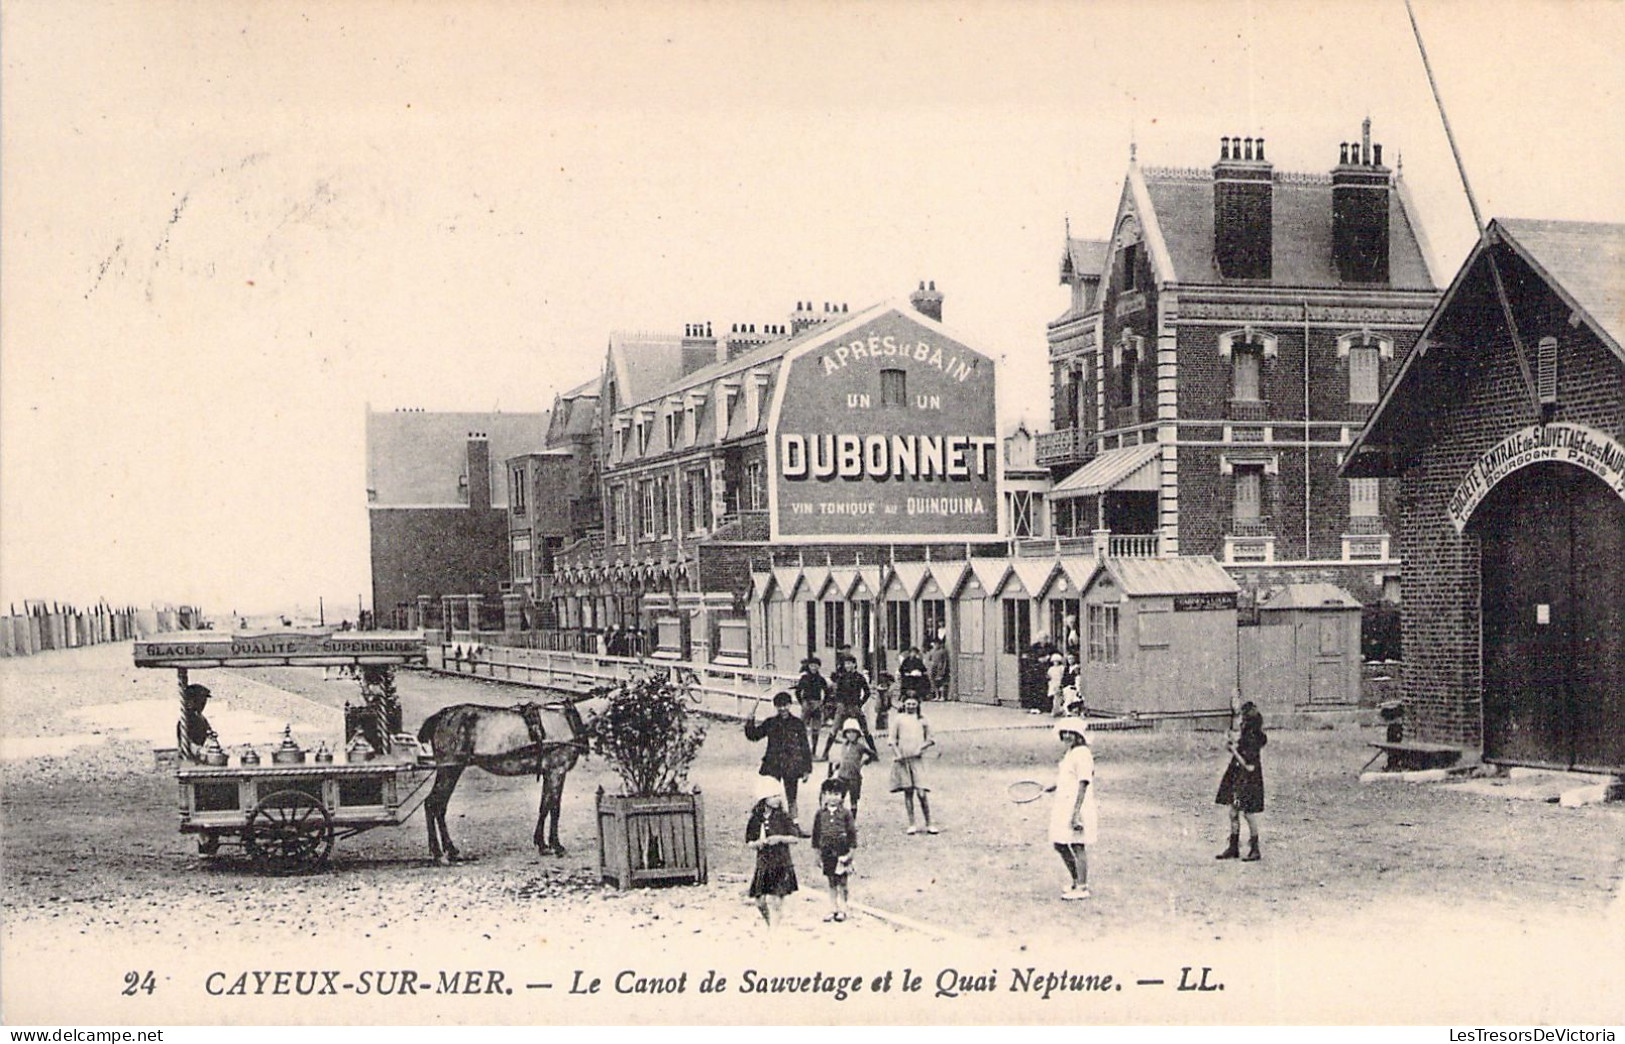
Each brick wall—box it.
[369,506,510,617]
[1396,267,1624,746]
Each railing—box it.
[431,642,799,720]
[1230,518,1273,538]
[1345,515,1387,536]
[1014,536,1094,557]
[1034,428,1083,467]
[1110,405,1142,430]
[1108,533,1161,558]
[1228,399,1269,422]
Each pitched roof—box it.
[1062,237,1110,280]
[607,332,687,408]
[1258,583,1360,611]
[366,409,548,507]
[1497,219,1624,353]
[1133,165,1435,290]
[1094,556,1239,598]
[1344,218,1625,477]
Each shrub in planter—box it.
[584,666,710,887]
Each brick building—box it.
[1039,126,1442,602]
[553,285,1006,666]
[504,378,602,611]
[1344,219,1624,770]
[365,408,549,627]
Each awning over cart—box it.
[134,630,428,668]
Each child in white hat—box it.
[1047,717,1097,899]
[745,775,800,927]
[828,718,876,820]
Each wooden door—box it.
[1477,463,1625,771]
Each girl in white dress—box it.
[1046,717,1097,899]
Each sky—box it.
[2,0,1622,617]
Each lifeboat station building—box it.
[552,285,1009,669]
[1036,128,1442,604]
[1343,219,1625,774]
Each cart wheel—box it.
[244,789,334,874]
[197,833,222,856]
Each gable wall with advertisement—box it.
[768,309,1002,541]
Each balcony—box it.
[1108,533,1162,558]
[1345,515,1386,536]
[1228,399,1269,422]
[1035,428,1084,467]
[1110,405,1143,430]
[1230,517,1273,538]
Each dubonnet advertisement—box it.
[3,0,1624,1035]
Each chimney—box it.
[909,280,944,322]
[465,432,491,512]
[1331,118,1392,283]
[1212,133,1273,280]
[680,320,720,371]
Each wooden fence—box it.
[0,603,200,658]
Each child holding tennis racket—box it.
[1048,717,1097,900]
[887,695,937,834]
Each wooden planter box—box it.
[595,788,708,890]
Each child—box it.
[745,775,800,928]
[828,718,876,820]
[745,691,814,828]
[1047,717,1097,900]
[810,778,857,922]
[873,672,897,733]
[1046,653,1066,717]
[887,695,937,834]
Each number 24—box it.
[122,971,156,996]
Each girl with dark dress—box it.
[1215,701,1267,861]
[745,776,800,928]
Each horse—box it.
[415,696,603,864]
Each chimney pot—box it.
[1243,137,1253,160]
[1221,136,1230,160]
[1340,143,1348,165]
[1256,138,1265,161]
[918,280,925,290]
[1373,143,1382,166]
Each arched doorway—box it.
[1471,461,1625,772]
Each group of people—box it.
[743,653,940,927]
[747,665,1269,922]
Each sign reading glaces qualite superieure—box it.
[769,310,1000,540]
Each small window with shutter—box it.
[1537,336,1558,405]
[1349,346,1380,404]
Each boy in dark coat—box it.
[794,657,831,756]
[746,691,814,827]
[821,656,879,761]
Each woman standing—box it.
[1047,717,1097,900]
[1215,701,1267,862]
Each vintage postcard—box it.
[2,0,1622,1029]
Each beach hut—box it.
[950,558,1010,703]
[1250,583,1363,708]
[1076,556,1239,717]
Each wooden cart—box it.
[137,629,434,874]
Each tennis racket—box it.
[1007,779,1047,804]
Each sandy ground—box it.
[2,643,1622,1025]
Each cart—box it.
[136,630,434,874]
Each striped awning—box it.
[1050,443,1161,499]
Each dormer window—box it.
[880,368,907,407]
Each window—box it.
[664,412,679,450]
[885,601,913,651]
[1349,478,1379,518]
[1001,598,1031,655]
[920,600,947,646]
[1138,607,1170,647]
[1118,334,1142,407]
[636,420,651,455]
[1087,603,1120,664]
[692,399,709,442]
[1537,336,1558,405]
[824,602,846,651]
[1120,242,1141,292]
[659,475,673,536]
[805,602,819,655]
[1234,466,1263,522]
[880,368,907,407]
[611,486,628,544]
[1233,345,1261,401]
[1348,346,1380,404]
[511,538,532,583]
[510,466,528,513]
[683,469,710,533]
[1010,490,1037,537]
[744,460,766,510]
[639,480,659,539]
